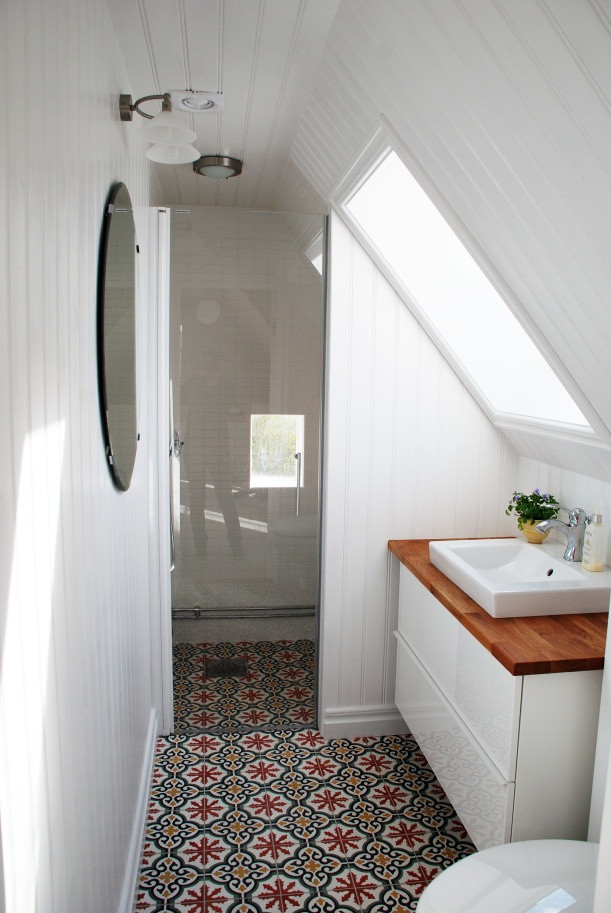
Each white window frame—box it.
[332,121,603,448]
[249,413,305,489]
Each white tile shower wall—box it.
[0,2,154,912]
[170,208,323,609]
[319,213,518,737]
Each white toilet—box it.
[416,839,598,913]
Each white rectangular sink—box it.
[428,538,611,618]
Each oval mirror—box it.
[97,182,139,491]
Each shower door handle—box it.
[169,433,176,572]
[169,513,175,572]
[295,452,302,517]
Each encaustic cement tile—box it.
[173,640,316,734]
[137,728,475,912]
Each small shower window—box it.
[250,414,304,488]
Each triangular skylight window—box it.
[343,149,589,429]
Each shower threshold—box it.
[172,605,316,620]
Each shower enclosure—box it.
[168,207,325,633]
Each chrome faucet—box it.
[536,507,589,561]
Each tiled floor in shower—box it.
[173,639,316,733]
[142,622,476,910]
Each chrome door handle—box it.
[169,514,175,572]
[295,452,302,517]
[169,441,176,571]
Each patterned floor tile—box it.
[141,641,474,913]
[251,873,310,912]
[324,869,382,910]
[139,721,475,912]
[173,640,316,734]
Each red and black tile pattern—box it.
[135,729,475,912]
[173,640,317,733]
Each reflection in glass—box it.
[169,208,325,612]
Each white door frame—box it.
[148,206,173,734]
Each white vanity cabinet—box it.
[394,562,603,850]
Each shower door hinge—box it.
[172,428,184,457]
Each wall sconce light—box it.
[120,90,223,165]
[193,155,243,179]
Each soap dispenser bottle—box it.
[582,514,606,572]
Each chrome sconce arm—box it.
[120,92,171,122]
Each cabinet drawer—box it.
[398,565,521,780]
[395,631,513,850]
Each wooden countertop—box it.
[388,539,607,676]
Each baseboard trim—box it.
[120,708,158,913]
[320,705,408,739]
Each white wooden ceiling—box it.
[107,0,611,466]
[107,0,339,209]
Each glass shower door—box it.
[168,208,325,619]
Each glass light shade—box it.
[146,143,200,164]
[199,164,237,178]
[193,155,243,178]
[138,110,196,144]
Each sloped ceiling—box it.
[288,0,611,471]
[110,0,611,475]
[106,0,338,209]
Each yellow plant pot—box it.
[520,520,550,544]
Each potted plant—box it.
[505,489,559,543]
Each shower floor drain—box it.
[204,657,248,679]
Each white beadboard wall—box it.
[513,455,611,846]
[291,0,611,461]
[319,213,518,737]
[0,2,157,912]
[272,157,328,218]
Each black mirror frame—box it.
[96,182,139,491]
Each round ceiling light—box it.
[193,155,243,179]
[170,90,224,113]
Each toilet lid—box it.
[417,840,598,913]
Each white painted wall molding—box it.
[321,706,408,740]
[118,710,158,913]
[151,207,174,736]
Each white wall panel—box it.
[513,454,611,849]
[272,159,327,226]
[320,214,517,736]
[0,1,156,912]
[515,456,611,571]
[291,0,611,461]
